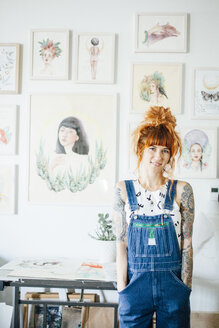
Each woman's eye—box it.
[163,149,170,153]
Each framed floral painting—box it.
[131,62,183,114]
[30,29,69,80]
[0,105,18,155]
[177,127,217,179]
[193,67,219,119]
[75,33,115,84]
[0,44,20,94]
[134,13,187,53]
[28,94,117,204]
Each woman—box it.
[114,106,194,328]
[51,116,89,172]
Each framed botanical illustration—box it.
[176,127,217,179]
[193,68,219,119]
[0,105,18,155]
[131,63,183,114]
[0,44,20,94]
[134,13,187,53]
[0,165,16,214]
[28,94,117,204]
[75,33,115,84]
[30,29,69,80]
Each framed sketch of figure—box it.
[131,63,183,114]
[193,67,219,119]
[177,127,217,179]
[75,33,115,84]
[134,13,187,53]
[30,29,69,80]
[0,44,20,94]
[0,106,18,155]
[28,94,117,204]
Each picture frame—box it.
[75,33,115,84]
[0,165,16,214]
[30,29,69,80]
[131,62,183,114]
[0,105,18,155]
[193,67,219,119]
[0,43,20,94]
[134,13,187,53]
[28,94,117,204]
[176,127,217,179]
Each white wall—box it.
[0,0,219,311]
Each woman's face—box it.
[190,143,203,162]
[42,49,54,64]
[58,126,79,148]
[141,145,170,171]
[149,81,157,94]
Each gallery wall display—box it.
[28,94,117,204]
[0,105,18,155]
[75,33,115,84]
[131,62,183,114]
[193,67,219,119]
[0,165,16,214]
[30,29,70,80]
[134,13,187,53]
[0,43,20,94]
[177,127,217,179]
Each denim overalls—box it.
[118,180,191,328]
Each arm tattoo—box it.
[180,183,194,289]
[180,183,194,240]
[113,186,127,242]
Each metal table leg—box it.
[13,285,20,328]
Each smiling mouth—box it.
[151,162,162,167]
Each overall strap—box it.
[163,180,178,211]
[124,180,139,212]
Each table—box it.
[0,259,118,328]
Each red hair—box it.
[132,106,182,174]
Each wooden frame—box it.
[30,29,70,80]
[134,13,187,53]
[0,43,20,94]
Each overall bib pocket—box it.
[129,221,173,257]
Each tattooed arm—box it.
[113,181,128,292]
[177,181,194,289]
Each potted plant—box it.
[89,213,116,262]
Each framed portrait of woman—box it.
[28,94,117,205]
[134,13,188,53]
[0,105,18,155]
[176,127,217,179]
[131,62,183,114]
[30,29,69,80]
[75,33,115,84]
[193,67,219,119]
[0,44,20,94]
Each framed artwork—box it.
[193,68,219,119]
[131,63,182,114]
[0,44,20,94]
[0,165,16,214]
[28,94,117,204]
[30,29,69,80]
[177,127,217,179]
[76,33,115,84]
[0,105,17,155]
[134,13,187,53]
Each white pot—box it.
[95,240,116,263]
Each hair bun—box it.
[144,106,176,129]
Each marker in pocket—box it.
[148,227,156,245]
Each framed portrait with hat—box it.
[193,67,219,119]
[176,127,217,178]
